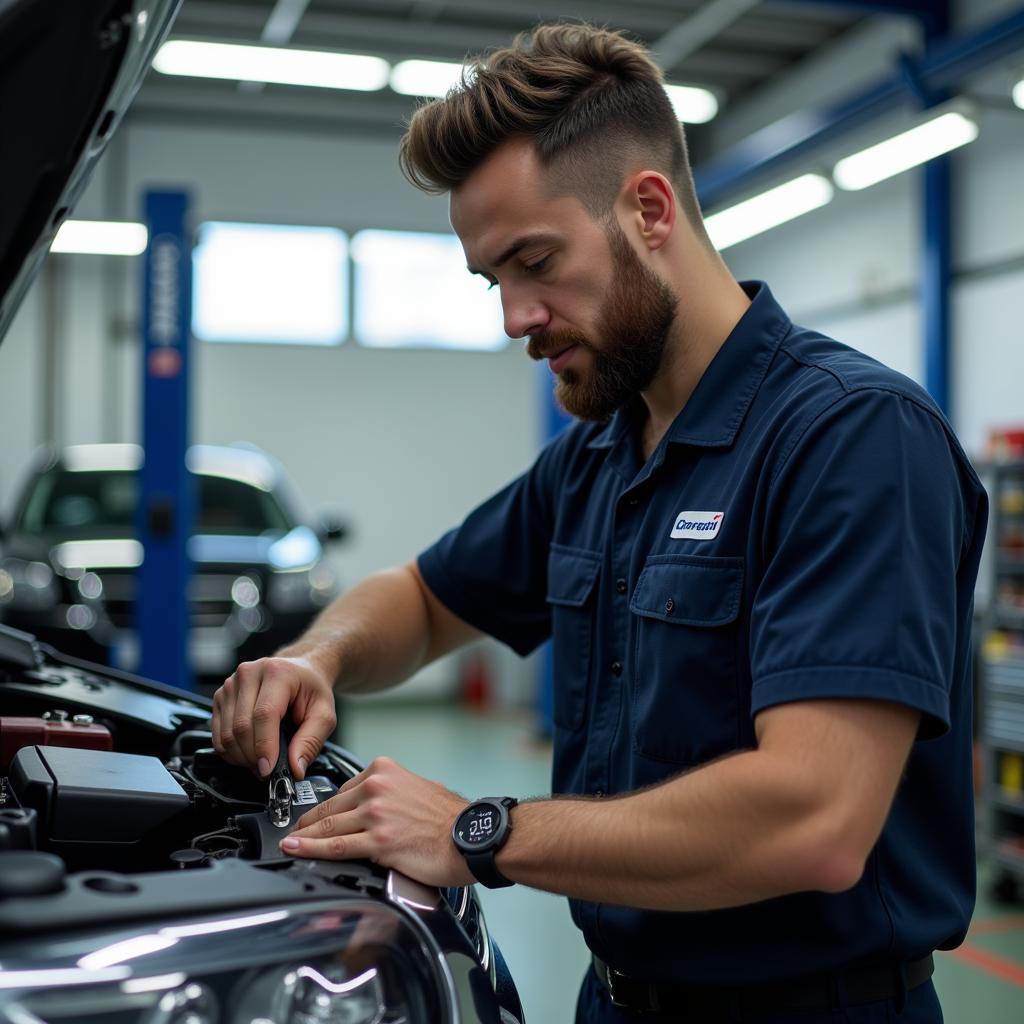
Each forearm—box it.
[497,748,858,912]
[276,565,433,695]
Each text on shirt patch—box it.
[671,511,724,540]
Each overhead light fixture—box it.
[153,40,390,91]
[50,220,148,256]
[664,83,719,124]
[390,59,467,98]
[1012,77,1024,110]
[832,105,979,191]
[705,173,834,250]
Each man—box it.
[212,23,987,1023]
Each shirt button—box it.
[665,598,675,614]
[595,789,605,798]
[615,578,627,594]
[610,660,623,676]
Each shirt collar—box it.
[586,280,790,453]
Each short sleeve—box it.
[749,388,977,738]
[417,436,568,656]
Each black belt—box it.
[592,953,934,1017]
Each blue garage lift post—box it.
[137,190,195,691]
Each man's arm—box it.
[211,561,482,777]
[284,698,919,907]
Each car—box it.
[0,1,525,1020]
[0,625,524,1023]
[0,442,347,684]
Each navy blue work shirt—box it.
[418,282,988,986]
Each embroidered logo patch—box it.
[670,511,724,540]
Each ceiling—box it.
[130,0,878,160]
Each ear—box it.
[623,171,675,252]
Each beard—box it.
[526,220,678,422]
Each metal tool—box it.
[267,721,296,829]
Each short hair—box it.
[399,22,710,242]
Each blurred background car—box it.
[0,442,349,685]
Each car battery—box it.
[0,715,113,774]
[235,775,338,860]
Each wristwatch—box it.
[451,797,518,889]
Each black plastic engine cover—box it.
[10,745,188,842]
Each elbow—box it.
[808,847,867,894]
[779,816,872,895]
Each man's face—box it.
[451,141,678,421]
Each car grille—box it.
[96,571,245,629]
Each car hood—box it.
[4,526,323,573]
[0,0,181,344]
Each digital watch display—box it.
[452,796,518,889]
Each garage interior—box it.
[2,1,1024,1021]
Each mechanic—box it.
[212,23,988,1023]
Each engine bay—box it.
[1,720,360,872]
[0,721,353,874]
[0,630,362,882]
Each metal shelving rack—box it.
[981,460,1024,902]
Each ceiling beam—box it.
[652,0,763,70]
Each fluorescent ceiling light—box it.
[153,40,389,91]
[1013,77,1024,110]
[390,59,466,97]
[664,83,719,124]
[705,173,834,250]
[51,220,147,256]
[833,109,978,191]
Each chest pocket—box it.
[629,554,744,765]
[546,544,601,731]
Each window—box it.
[192,222,348,345]
[351,229,506,350]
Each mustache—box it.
[526,328,590,362]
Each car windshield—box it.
[17,468,293,537]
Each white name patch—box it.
[670,511,724,540]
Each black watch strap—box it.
[456,796,518,889]
[465,848,515,888]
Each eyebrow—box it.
[466,232,560,276]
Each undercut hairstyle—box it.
[399,22,711,245]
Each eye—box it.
[524,255,550,275]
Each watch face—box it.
[455,803,501,848]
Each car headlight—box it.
[267,565,337,613]
[0,901,439,1024]
[0,558,59,611]
[443,886,494,985]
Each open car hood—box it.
[0,0,181,343]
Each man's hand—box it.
[280,756,474,887]
[211,655,337,779]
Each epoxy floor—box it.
[337,700,1024,1024]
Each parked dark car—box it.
[0,442,345,682]
[0,1,525,1020]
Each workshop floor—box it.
[338,700,1024,1024]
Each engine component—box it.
[9,745,188,843]
[237,775,338,859]
[0,806,37,850]
[0,850,65,897]
[0,715,113,773]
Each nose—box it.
[500,284,549,340]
